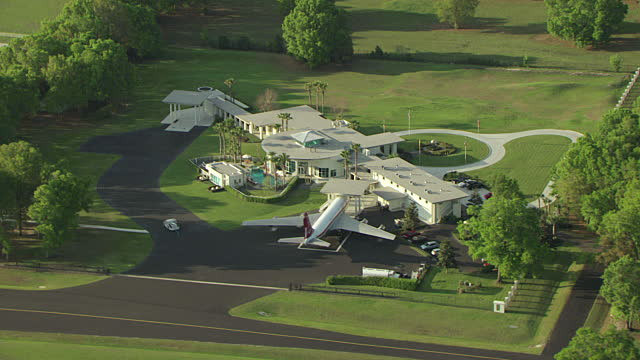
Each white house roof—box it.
[363,157,468,204]
[319,128,404,151]
[237,105,333,130]
[372,187,407,201]
[208,96,250,116]
[262,128,347,160]
[205,162,245,176]
[359,132,405,148]
[320,179,373,196]
[291,130,325,144]
[163,90,210,106]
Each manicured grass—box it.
[167,0,640,72]
[468,135,572,198]
[0,268,104,290]
[0,331,413,360]
[584,295,611,332]
[231,243,587,354]
[140,48,615,136]
[0,0,68,33]
[398,134,490,166]
[160,128,326,230]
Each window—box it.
[288,160,296,173]
[318,168,329,178]
[330,169,337,177]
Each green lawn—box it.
[159,128,326,230]
[0,331,413,360]
[398,134,490,166]
[584,295,612,332]
[0,268,104,290]
[231,245,587,354]
[468,135,572,198]
[165,0,640,72]
[140,48,616,136]
[0,0,68,33]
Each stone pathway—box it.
[394,128,584,207]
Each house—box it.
[203,162,246,188]
[235,105,334,139]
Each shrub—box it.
[610,54,622,72]
[227,176,299,203]
[217,35,231,49]
[326,275,418,291]
[235,36,251,50]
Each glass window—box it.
[318,168,329,177]
[288,160,296,173]
[330,169,337,177]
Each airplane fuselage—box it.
[305,196,349,245]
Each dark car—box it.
[401,230,419,239]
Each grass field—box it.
[0,0,68,34]
[232,243,585,354]
[159,128,326,230]
[0,331,413,360]
[468,135,572,198]
[163,0,640,72]
[0,268,104,290]
[137,48,616,135]
[584,295,612,332]
[398,133,490,166]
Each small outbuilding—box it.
[203,161,247,188]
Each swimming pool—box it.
[250,168,284,186]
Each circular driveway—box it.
[394,129,583,178]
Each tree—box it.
[601,256,640,329]
[552,109,640,232]
[28,170,92,257]
[0,228,12,260]
[348,120,360,131]
[351,143,361,179]
[304,82,314,106]
[610,54,623,72]
[340,150,351,179]
[437,238,457,272]
[277,0,298,15]
[256,88,279,112]
[633,96,640,116]
[282,0,353,68]
[490,174,524,199]
[224,78,236,103]
[401,202,420,232]
[458,196,547,283]
[317,81,328,112]
[278,112,292,132]
[213,123,226,158]
[435,0,480,29]
[555,327,640,360]
[599,181,640,262]
[0,141,44,235]
[0,70,39,143]
[545,0,628,48]
[280,152,291,177]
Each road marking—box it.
[116,274,288,291]
[0,307,514,360]
[79,224,149,234]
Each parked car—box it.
[401,230,419,239]
[431,248,441,256]
[163,218,180,231]
[420,243,439,252]
[208,185,225,192]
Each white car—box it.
[431,248,441,256]
[163,218,180,231]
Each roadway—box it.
[0,125,600,359]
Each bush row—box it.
[227,176,299,203]
[200,33,287,54]
[326,275,417,291]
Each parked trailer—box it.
[362,267,399,278]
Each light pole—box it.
[477,119,480,133]
[408,109,411,136]
[418,138,421,166]
[464,141,468,164]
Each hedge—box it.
[326,275,417,291]
[227,176,299,203]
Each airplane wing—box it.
[330,214,396,240]
[277,237,331,247]
[242,213,321,227]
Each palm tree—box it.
[213,123,225,159]
[351,143,361,179]
[313,80,321,110]
[277,112,292,131]
[272,154,283,190]
[222,118,235,160]
[267,151,276,174]
[229,127,244,163]
[348,120,360,131]
[340,150,351,179]
[280,152,291,184]
[224,78,236,103]
[317,81,328,113]
[304,82,314,106]
[273,123,282,133]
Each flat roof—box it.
[205,161,245,176]
[318,128,404,150]
[237,105,333,130]
[320,179,373,196]
[363,157,469,204]
[163,90,210,106]
[208,96,250,116]
[372,187,407,201]
[262,128,348,160]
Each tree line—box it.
[0,0,168,144]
